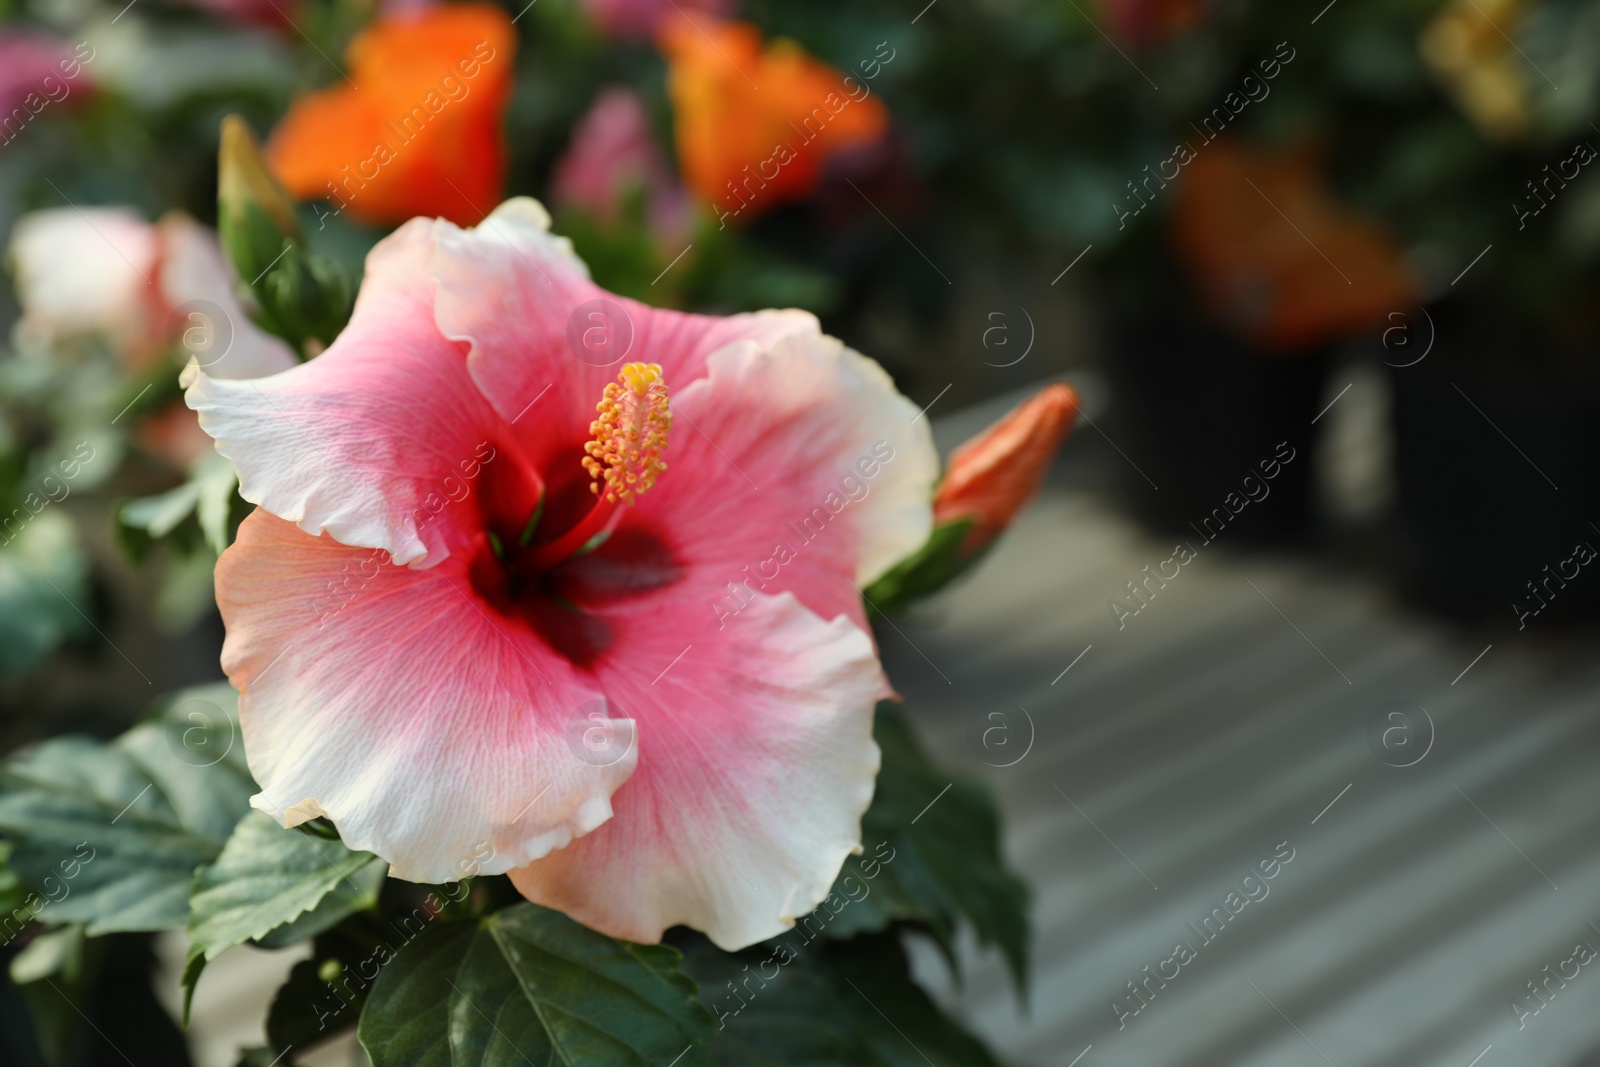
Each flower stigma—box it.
[584,361,671,505]
[522,363,670,572]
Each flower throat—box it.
[521,362,671,572]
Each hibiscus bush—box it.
[0,1,1090,1064]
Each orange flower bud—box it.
[934,384,1080,555]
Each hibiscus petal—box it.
[216,510,637,883]
[509,590,882,950]
[639,328,939,627]
[429,197,818,469]
[186,217,510,566]
[505,325,935,948]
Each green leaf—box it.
[117,450,241,558]
[0,685,254,934]
[818,705,1030,993]
[862,521,982,619]
[360,903,717,1067]
[253,856,386,950]
[0,510,92,678]
[150,548,225,634]
[8,924,86,987]
[0,840,29,920]
[119,479,206,541]
[450,918,560,1064]
[262,958,336,1057]
[361,921,471,1066]
[183,811,384,1021]
[7,923,91,1065]
[193,452,242,555]
[263,929,372,1058]
[679,931,1004,1067]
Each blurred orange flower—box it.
[1174,140,1417,353]
[267,4,515,227]
[935,384,1080,556]
[660,17,888,224]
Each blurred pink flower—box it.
[550,87,691,241]
[581,0,731,38]
[0,34,67,111]
[0,32,94,143]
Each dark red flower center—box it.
[466,364,680,667]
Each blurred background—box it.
[2,0,1599,1063]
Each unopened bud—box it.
[216,115,353,354]
[862,384,1079,617]
[218,115,300,283]
[935,383,1080,556]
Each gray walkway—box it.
[889,471,1600,1067]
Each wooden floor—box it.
[888,395,1600,1067]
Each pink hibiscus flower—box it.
[185,198,937,949]
[0,31,90,130]
[581,0,732,38]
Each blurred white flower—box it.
[7,206,296,382]
[9,207,163,362]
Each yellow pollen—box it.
[582,362,671,505]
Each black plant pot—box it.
[1103,312,1332,548]
[2,932,193,1066]
[1389,358,1600,626]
